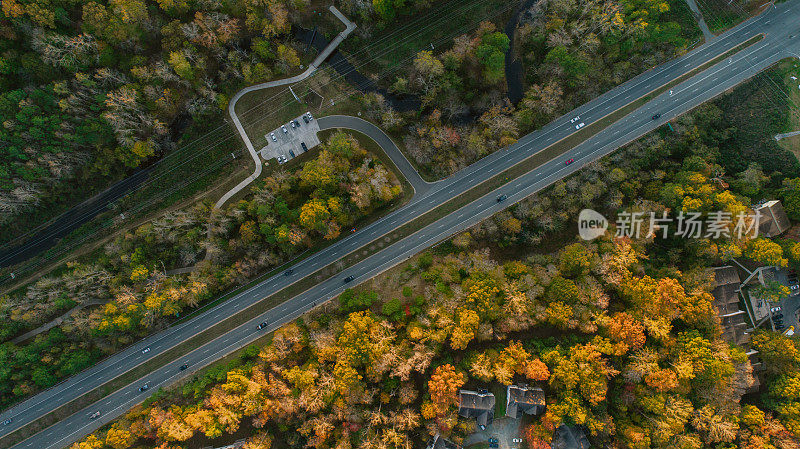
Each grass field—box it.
[693,0,769,34]
[776,58,800,156]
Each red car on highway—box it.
[565,158,574,165]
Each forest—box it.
[0,131,403,407]
[64,59,800,449]
[360,0,701,178]
[0,0,794,445]
[0,0,437,243]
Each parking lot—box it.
[260,112,321,164]
[462,417,522,449]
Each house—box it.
[551,424,591,449]
[426,433,461,449]
[710,266,750,346]
[755,200,791,238]
[506,384,545,418]
[714,265,762,392]
[458,389,495,428]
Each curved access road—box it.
[317,115,432,195]
[215,6,357,209]
[3,3,800,448]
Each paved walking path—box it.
[215,6,357,209]
[11,300,104,344]
[684,0,714,42]
[775,130,800,141]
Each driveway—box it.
[463,417,522,449]
[317,115,431,195]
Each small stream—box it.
[504,0,538,104]
[296,0,533,112]
[294,26,422,112]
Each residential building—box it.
[426,433,461,449]
[506,384,545,418]
[755,200,791,238]
[551,424,591,449]
[710,266,750,346]
[458,389,495,428]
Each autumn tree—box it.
[428,364,465,414]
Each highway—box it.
[2,3,799,448]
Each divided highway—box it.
[2,3,799,448]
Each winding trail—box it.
[684,0,715,42]
[215,6,357,209]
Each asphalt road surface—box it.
[2,3,799,448]
[317,115,432,195]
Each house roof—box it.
[756,200,791,238]
[709,266,752,346]
[506,385,545,418]
[427,434,461,449]
[713,266,740,288]
[458,390,495,426]
[711,266,741,316]
[551,425,591,449]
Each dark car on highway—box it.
[138,384,149,392]
[344,275,355,283]
[257,321,268,330]
[652,113,661,120]
[2,418,12,425]
[179,363,189,371]
[496,194,507,203]
[284,269,294,276]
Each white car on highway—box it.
[575,122,585,130]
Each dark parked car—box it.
[303,115,309,124]
[301,142,308,152]
[651,113,662,120]
[496,194,507,203]
[257,321,268,330]
[289,150,296,158]
[293,120,300,127]
[344,275,355,283]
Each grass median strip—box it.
[0,32,763,449]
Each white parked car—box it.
[270,132,277,142]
